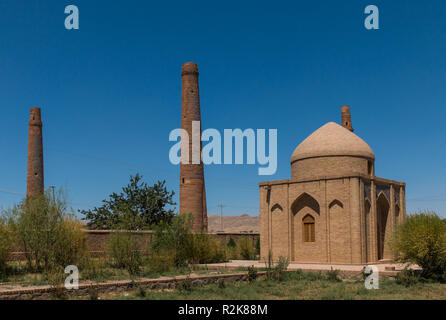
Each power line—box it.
[0,188,24,196]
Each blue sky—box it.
[0,0,445,217]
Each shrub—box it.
[177,276,193,292]
[271,256,289,281]
[137,285,146,297]
[8,190,87,271]
[150,214,226,268]
[265,252,289,281]
[237,237,255,260]
[80,256,107,281]
[0,217,13,276]
[389,211,446,280]
[46,266,67,299]
[217,278,226,289]
[255,237,260,256]
[147,248,176,273]
[396,266,420,287]
[88,286,99,300]
[247,265,258,282]
[107,231,142,275]
[326,268,341,282]
[226,245,239,260]
[227,237,236,248]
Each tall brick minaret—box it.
[180,62,208,232]
[341,105,354,132]
[26,107,44,198]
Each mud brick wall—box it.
[9,230,260,260]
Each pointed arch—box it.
[376,192,390,260]
[328,199,343,209]
[377,191,390,204]
[271,203,283,213]
[291,192,320,215]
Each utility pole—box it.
[50,185,55,204]
[218,204,224,232]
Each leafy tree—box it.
[389,211,446,281]
[0,216,13,275]
[7,189,87,271]
[81,174,175,230]
[227,237,236,248]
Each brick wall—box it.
[9,230,259,260]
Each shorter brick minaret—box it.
[341,105,354,132]
[26,108,44,197]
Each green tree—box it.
[0,216,13,275]
[227,237,236,248]
[81,174,176,230]
[389,211,446,280]
[8,189,87,271]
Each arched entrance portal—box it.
[291,193,320,262]
[376,193,390,260]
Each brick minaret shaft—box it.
[26,107,44,197]
[180,62,208,232]
[341,105,354,132]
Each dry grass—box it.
[99,271,446,300]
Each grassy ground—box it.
[0,259,233,289]
[97,271,446,300]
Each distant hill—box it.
[208,214,259,233]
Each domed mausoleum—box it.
[259,106,406,264]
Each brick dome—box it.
[291,122,374,163]
[290,122,374,179]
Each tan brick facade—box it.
[260,108,406,264]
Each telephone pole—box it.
[50,185,55,203]
[218,204,225,232]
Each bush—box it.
[8,190,87,271]
[396,266,420,287]
[88,286,99,300]
[271,256,289,281]
[237,237,256,260]
[147,248,176,273]
[266,252,289,281]
[227,237,236,248]
[0,217,13,275]
[255,237,260,256]
[137,285,146,297]
[326,268,341,282]
[150,214,226,268]
[46,266,67,299]
[217,278,226,289]
[247,265,258,282]
[177,276,193,292]
[107,231,142,275]
[80,256,107,281]
[389,211,446,280]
